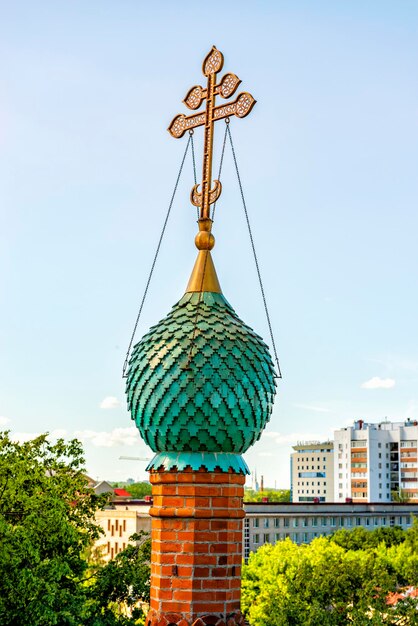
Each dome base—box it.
[146,451,249,474]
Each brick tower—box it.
[125,47,277,626]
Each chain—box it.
[211,121,229,222]
[122,133,193,378]
[226,124,282,379]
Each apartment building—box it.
[94,500,151,561]
[334,419,418,503]
[290,441,334,502]
[243,501,418,560]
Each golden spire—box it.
[168,46,256,293]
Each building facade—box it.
[291,441,334,502]
[94,500,151,561]
[334,419,418,503]
[243,501,418,560]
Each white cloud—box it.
[293,403,331,413]
[74,426,140,448]
[262,431,331,446]
[0,416,10,426]
[100,396,121,409]
[11,431,40,443]
[10,429,68,443]
[361,377,396,389]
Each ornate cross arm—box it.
[168,46,256,221]
[168,93,256,139]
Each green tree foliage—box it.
[0,432,107,625]
[330,525,405,550]
[0,432,151,626]
[244,488,291,502]
[242,526,418,625]
[85,532,151,626]
[123,482,152,499]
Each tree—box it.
[123,482,152,499]
[0,432,108,626]
[330,525,405,551]
[242,534,407,625]
[86,532,151,625]
[244,488,291,502]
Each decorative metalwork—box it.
[168,46,256,220]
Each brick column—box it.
[145,468,246,626]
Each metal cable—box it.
[226,124,282,379]
[122,133,193,378]
[211,121,229,222]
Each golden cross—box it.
[168,46,256,221]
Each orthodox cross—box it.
[168,46,256,221]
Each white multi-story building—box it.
[291,441,334,502]
[94,500,151,561]
[334,419,418,503]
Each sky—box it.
[1,1,417,487]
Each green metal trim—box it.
[147,452,250,475]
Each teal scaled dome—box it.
[126,291,276,454]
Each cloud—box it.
[10,429,68,443]
[361,377,396,389]
[100,396,121,409]
[293,403,331,413]
[0,416,10,426]
[262,431,331,446]
[74,426,140,448]
[258,452,274,457]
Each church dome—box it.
[126,290,276,454]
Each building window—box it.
[312,518,318,527]
[322,517,327,526]
[303,533,309,543]
[284,518,290,527]
[275,533,280,542]
[274,518,280,528]
[292,533,299,543]
[263,518,269,528]
[293,519,299,527]
[253,534,259,544]
[253,518,259,528]
[330,517,336,527]
[263,533,270,543]
[356,518,361,526]
[381,517,387,526]
[302,518,308,527]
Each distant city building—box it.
[243,501,418,560]
[334,419,418,503]
[291,441,334,502]
[94,499,151,561]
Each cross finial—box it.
[168,46,256,226]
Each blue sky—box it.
[1,1,417,486]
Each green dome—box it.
[126,291,276,454]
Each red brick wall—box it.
[145,468,246,626]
